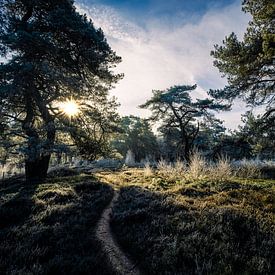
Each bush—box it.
[209,156,233,182]
[47,167,80,178]
[234,159,262,179]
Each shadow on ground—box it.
[111,183,275,275]
[0,175,115,274]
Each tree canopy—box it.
[140,85,228,162]
[0,0,122,181]
[210,0,275,113]
[112,116,159,162]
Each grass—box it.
[1,167,274,274]
[105,169,275,274]
[0,174,114,274]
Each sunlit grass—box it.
[107,168,275,274]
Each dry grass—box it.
[187,151,207,180]
[209,156,233,182]
[150,152,268,183]
[109,169,275,274]
[235,159,262,179]
[143,161,153,177]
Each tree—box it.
[140,85,228,162]
[238,111,275,158]
[70,96,121,161]
[210,0,275,118]
[193,118,226,158]
[112,116,159,162]
[0,0,122,181]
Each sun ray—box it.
[60,98,80,118]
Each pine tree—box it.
[140,85,228,162]
[0,0,122,182]
[210,0,274,115]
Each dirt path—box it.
[96,190,141,275]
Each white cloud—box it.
[76,1,250,129]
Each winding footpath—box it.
[96,190,141,275]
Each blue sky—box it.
[80,0,239,30]
[76,0,251,129]
[82,0,236,19]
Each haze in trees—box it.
[0,0,122,182]
[112,116,159,162]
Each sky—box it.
[76,0,250,130]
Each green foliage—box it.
[69,97,121,161]
[112,116,159,162]
[238,111,275,158]
[210,0,275,113]
[140,85,228,161]
[0,0,122,180]
[210,132,253,160]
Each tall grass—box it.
[144,161,153,177]
[234,159,262,179]
[188,151,207,180]
[209,156,232,182]
[152,151,268,183]
[157,159,173,177]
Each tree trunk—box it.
[23,90,56,183]
[184,142,191,163]
[25,154,51,183]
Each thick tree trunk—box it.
[23,89,56,183]
[25,154,51,183]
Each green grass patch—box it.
[0,175,114,274]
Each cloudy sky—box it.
[76,0,250,130]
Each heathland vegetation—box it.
[0,0,274,274]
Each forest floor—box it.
[0,169,274,274]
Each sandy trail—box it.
[96,190,141,275]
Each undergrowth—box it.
[108,169,275,274]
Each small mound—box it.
[47,167,79,178]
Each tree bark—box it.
[23,91,56,183]
[25,155,51,183]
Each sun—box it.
[61,98,80,117]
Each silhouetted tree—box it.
[70,97,121,161]
[210,0,275,123]
[0,0,122,181]
[140,85,228,162]
[112,116,159,162]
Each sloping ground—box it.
[0,175,114,274]
[96,190,140,275]
[110,171,275,274]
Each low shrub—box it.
[111,181,275,274]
